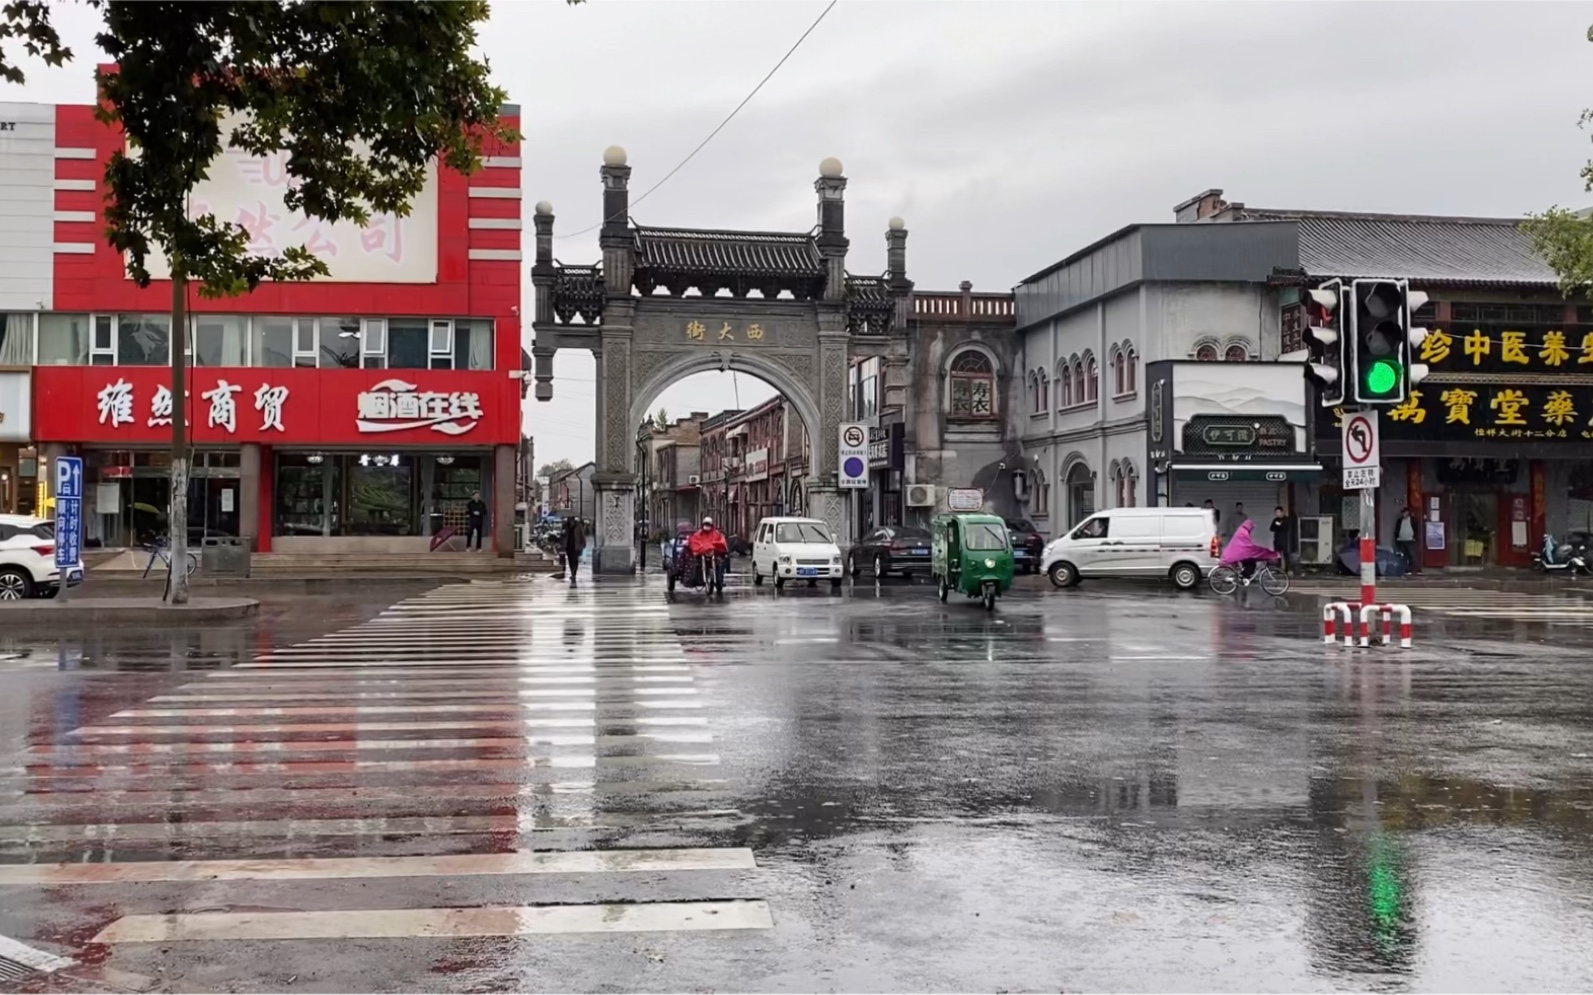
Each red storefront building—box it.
[1,83,523,554]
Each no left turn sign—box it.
[1341,410,1381,489]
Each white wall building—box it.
[1010,218,1311,535]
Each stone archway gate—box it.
[530,149,909,573]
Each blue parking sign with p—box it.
[54,456,84,573]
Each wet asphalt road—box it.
[2,572,1593,993]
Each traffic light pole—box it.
[1359,403,1378,611]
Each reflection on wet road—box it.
[2,577,1593,992]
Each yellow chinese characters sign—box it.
[685,320,769,343]
[1367,384,1593,441]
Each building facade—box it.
[1187,190,1593,568]
[643,412,706,536]
[1013,219,1314,539]
[0,85,523,553]
[548,461,596,524]
[696,395,811,541]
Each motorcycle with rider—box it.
[667,517,729,597]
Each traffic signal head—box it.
[1303,280,1345,406]
[1350,278,1423,404]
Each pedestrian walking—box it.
[1269,505,1294,573]
[465,491,487,551]
[1395,507,1420,575]
[563,517,587,585]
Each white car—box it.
[750,516,844,590]
[0,514,62,600]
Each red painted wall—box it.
[32,366,518,447]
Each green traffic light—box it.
[1366,359,1399,395]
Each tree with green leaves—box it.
[1,1,515,603]
[1521,24,1593,295]
[654,407,670,427]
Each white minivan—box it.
[750,517,844,590]
[1041,507,1221,590]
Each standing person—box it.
[1232,502,1246,538]
[1395,507,1419,575]
[1270,505,1293,573]
[1202,498,1221,532]
[563,516,587,586]
[465,491,487,551]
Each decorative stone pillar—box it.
[594,483,636,574]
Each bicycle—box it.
[141,535,200,580]
[1209,561,1289,596]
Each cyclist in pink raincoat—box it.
[1220,519,1280,580]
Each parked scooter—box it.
[1533,531,1591,575]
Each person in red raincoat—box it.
[1219,519,1280,579]
[685,517,729,588]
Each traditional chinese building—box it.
[1187,190,1593,568]
[0,79,522,555]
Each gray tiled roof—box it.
[1243,211,1558,286]
[634,227,823,278]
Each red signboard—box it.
[32,366,519,446]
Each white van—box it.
[750,517,845,590]
[1041,507,1221,590]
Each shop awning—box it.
[1169,463,1322,483]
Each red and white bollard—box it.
[1357,602,1414,648]
[1324,602,1354,646]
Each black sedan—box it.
[849,526,933,579]
[1006,519,1045,574]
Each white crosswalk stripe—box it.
[1294,583,1593,624]
[1,579,770,947]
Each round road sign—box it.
[843,456,866,478]
[841,425,866,449]
[1345,413,1376,465]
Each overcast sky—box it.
[4,1,1590,470]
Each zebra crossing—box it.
[0,580,769,959]
[1294,583,1593,625]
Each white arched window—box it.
[1037,369,1049,413]
[948,349,996,419]
[1056,361,1072,409]
[1072,361,1084,406]
[1225,343,1249,362]
[1195,342,1219,362]
[1032,468,1050,518]
[1085,356,1098,402]
[1126,347,1137,393]
[1112,349,1126,396]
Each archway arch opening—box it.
[630,362,815,549]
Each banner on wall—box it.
[144,120,439,283]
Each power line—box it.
[556,0,838,241]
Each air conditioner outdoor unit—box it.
[906,483,935,508]
[687,474,700,485]
[1298,515,1335,566]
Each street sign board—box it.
[838,422,868,489]
[946,487,984,512]
[53,455,84,576]
[1342,410,1381,490]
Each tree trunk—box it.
[168,269,190,605]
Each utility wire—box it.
[556,0,838,241]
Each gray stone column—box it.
[493,443,515,556]
[239,443,260,550]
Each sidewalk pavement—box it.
[0,596,259,626]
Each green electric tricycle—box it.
[930,513,1015,611]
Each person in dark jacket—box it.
[1270,506,1294,573]
[563,517,587,585]
[465,491,487,551]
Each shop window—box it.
[429,320,454,369]
[0,313,30,365]
[319,317,361,368]
[387,318,430,369]
[37,314,89,365]
[361,319,387,369]
[117,314,171,366]
[192,315,247,367]
[251,317,293,368]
